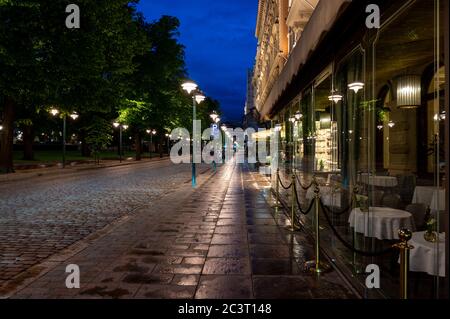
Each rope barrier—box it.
[295,174,313,190]
[293,182,315,215]
[319,198,355,217]
[277,172,292,190]
[320,203,394,257]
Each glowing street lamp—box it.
[210,112,218,122]
[113,122,128,162]
[195,94,206,105]
[165,133,170,155]
[49,108,78,168]
[182,80,205,188]
[181,81,198,94]
[50,108,59,116]
[147,129,157,158]
[295,112,303,121]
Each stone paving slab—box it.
[7,161,358,299]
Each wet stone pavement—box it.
[8,162,357,299]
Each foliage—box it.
[85,116,113,163]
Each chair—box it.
[439,212,448,233]
[405,203,428,231]
[370,190,384,207]
[381,193,402,209]
[431,211,449,233]
[396,174,417,204]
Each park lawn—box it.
[13,150,160,165]
[14,151,88,164]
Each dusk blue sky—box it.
[137,0,258,122]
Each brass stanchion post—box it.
[393,228,414,299]
[290,173,299,231]
[305,179,331,273]
[351,186,363,274]
[273,168,281,220]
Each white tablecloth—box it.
[402,231,446,277]
[412,186,445,211]
[359,174,398,187]
[306,186,342,208]
[348,207,414,240]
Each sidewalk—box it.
[8,162,357,299]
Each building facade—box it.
[253,0,449,299]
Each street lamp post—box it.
[182,80,205,188]
[165,133,170,155]
[114,123,128,163]
[50,108,78,168]
[146,129,157,158]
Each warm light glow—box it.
[348,82,365,93]
[210,112,218,121]
[328,94,343,103]
[0,125,3,131]
[122,125,129,130]
[439,111,446,121]
[152,130,156,135]
[215,117,221,123]
[50,108,59,116]
[113,122,120,128]
[289,117,296,123]
[388,121,395,128]
[181,81,198,94]
[377,124,384,130]
[320,116,331,123]
[294,112,303,120]
[195,94,206,104]
[146,129,151,134]
[396,75,421,109]
[221,125,227,131]
[70,112,79,120]
[165,133,169,137]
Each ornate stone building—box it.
[253,0,318,119]
[252,0,449,299]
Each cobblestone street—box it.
[0,159,212,292]
[1,160,357,299]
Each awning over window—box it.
[259,0,352,119]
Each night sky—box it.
[137,0,258,123]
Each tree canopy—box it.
[0,1,221,172]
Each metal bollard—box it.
[274,169,282,209]
[351,186,363,274]
[290,173,299,231]
[305,181,331,273]
[393,228,414,299]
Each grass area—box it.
[12,150,163,165]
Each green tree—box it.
[120,15,188,160]
[0,0,144,172]
[85,116,113,164]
